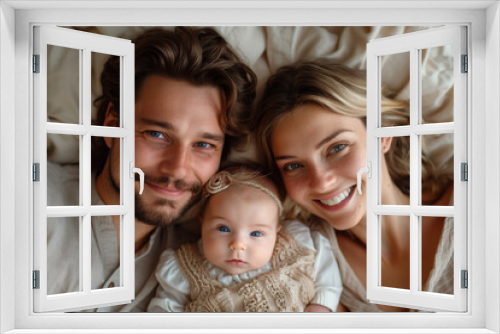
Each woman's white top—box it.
[311,211,454,312]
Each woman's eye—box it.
[218,226,230,232]
[250,231,262,237]
[330,144,346,154]
[284,162,302,171]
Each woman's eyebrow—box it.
[274,154,295,161]
[315,130,352,149]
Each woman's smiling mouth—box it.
[315,186,355,211]
[319,186,353,206]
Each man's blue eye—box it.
[250,231,262,237]
[219,226,230,232]
[149,131,164,139]
[196,142,212,149]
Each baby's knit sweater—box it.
[176,232,316,312]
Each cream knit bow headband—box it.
[204,171,284,217]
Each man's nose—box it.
[229,238,246,251]
[161,144,190,179]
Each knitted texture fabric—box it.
[175,232,316,312]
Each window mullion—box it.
[81,48,91,210]
[81,47,93,295]
[373,205,454,217]
[373,123,455,138]
[413,123,454,135]
[81,214,91,293]
[409,47,421,294]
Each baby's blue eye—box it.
[250,231,262,237]
[219,226,230,232]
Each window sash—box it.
[366,25,468,312]
[32,25,136,312]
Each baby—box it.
[148,167,342,312]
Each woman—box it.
[254,61,454,312]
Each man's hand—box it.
[304,304,332,312]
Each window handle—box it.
[356,162,371,195]
[129,162,145,195]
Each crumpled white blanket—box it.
[47,26,453,174]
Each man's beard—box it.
[108,164,202,227]
[133,175,202,227]
[134,186,201,227]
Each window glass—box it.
[91,215,121,290]
[91,52,120,128]
[421,216,454,294]
[47,45,80,125]
[381,136,410,205]
[47,134,80,206]
[381,52,410,127]
[47,217,81,294]
[421,134,454,206]
[421,45,454,124]
[91,137,122,205]
[380,215,410,290]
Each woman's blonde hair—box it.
[253,60,451,220]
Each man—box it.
[47,27,256,312]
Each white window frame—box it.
[365,25,467,312]
[33,25,136,312]
[1,1,498,333]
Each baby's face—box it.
[200,185,280,275]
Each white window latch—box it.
[356,162,371,195]
[129,162,144,195]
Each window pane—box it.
[47,217,81,295]
[91,216,121,290]
[47,44,80,125]
[381,136,410,205]
[380,215,410,290]
[421,216,454,295]
[380,52,410,127]
[47,135,80,206]
[92,137,121,205]
[420,45,454,124]
[421,134,454,206]
[92,53,121,128]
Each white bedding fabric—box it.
[47,26,453,171]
